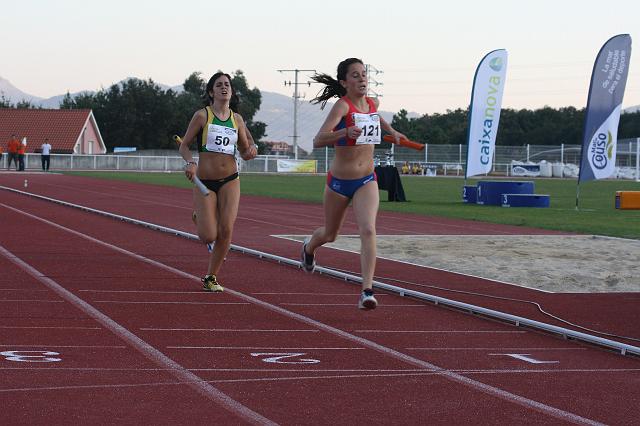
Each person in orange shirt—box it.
[7,134,20,170]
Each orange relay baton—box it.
[383,134,424,151]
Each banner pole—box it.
[636,138,640,182]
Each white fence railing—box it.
[3,140,638,180]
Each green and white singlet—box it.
[197,106,239,156]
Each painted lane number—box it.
[1,350,62,363]
[250,352,320,364]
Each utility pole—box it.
[365,64,383,99]
[277,68,316,160]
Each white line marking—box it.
[0,326,101,330]
[93,301,249,305]
[141,328,319,333]
[0,300,63,303]
[251,293,375,296]
[489,354,560,364]
[0,288,49,292]
[4,367,636,374]
[407,347,587,351]
[167,347,364,350]
[0,245,276,425]
[3,202,603,425]
[354,330,526,334]
[79,290,208,294]
[2,368,639,395]
[0,345,126,348]
[280,303,422,307]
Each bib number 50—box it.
[215,135,230,146]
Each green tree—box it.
[57,70,268,154]
[15,99,38,109]
[0,94,13,108]
[230,70,267,153]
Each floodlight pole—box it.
[277,68,316,160]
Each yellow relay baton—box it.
[173,135,209,196]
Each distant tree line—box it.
[53,71,267,153]
[390,107,640,146]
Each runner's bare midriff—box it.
[197,152,237,180]
[331,145,375,179]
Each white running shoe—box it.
[358,289,378,310]
[300,238,316,273]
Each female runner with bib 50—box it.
[301,58,406,309]
[178,72,257,292]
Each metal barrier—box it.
[4,139,637,180]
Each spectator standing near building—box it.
[17,136,27,171]
[41,138,52,171]
[7,134,20,170]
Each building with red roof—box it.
[0,108,106,154]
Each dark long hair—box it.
[204,72,239,111]
[310,58,364,110]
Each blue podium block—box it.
[477,181,535,206]
[462,185,477,203]
[501,194,550,208]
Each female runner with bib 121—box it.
[178,72,257,292]
[301,58,406,309]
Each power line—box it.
[277,68,316,160]
[365,64,383,99]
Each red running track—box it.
[1,172,639,425]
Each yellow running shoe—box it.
[202,275,224,292]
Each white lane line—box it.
[0,381,188,393]
[5,367,635,374]
[189,368,640,374]
[141,328,319,333]
[4,204,602,426]
[3,367,639,394]
[0,299,63,303]
[79,290,206,294]
[167,347,364,350]
[82,290,382,296]
[355,330,526,334]
[0,246,276,425]
[0,289,49,292]
[0,345,125,348]
[251,293,380,296]
[93,301,249,305]
[280,303,421,307]
[0,326,101,330]
[407,347,587,351]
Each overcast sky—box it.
[2,0,639,114]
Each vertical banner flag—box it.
[465,49,508,178]
[578,34,632,182]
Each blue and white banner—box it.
[465,49,508,178]
[578,34,632,182]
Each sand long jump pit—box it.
[304,235,640,293]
